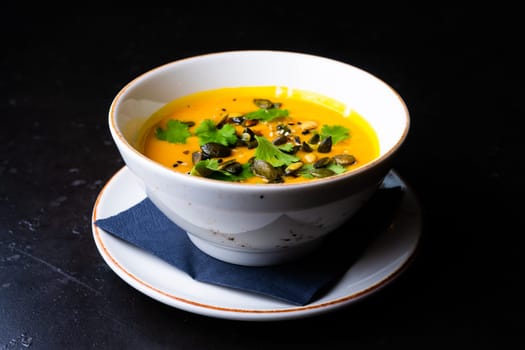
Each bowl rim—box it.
[108,50,410,192]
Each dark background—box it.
[1,5,523,349]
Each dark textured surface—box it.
[1,7,522,349]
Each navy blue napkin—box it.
[95,173,403,305]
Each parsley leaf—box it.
[194,119,238,146]
[155,120,192,144]
[320,124,350,144]
[327,163,347,174]
[277,143,296,153]
[254,136,299,167]
[244,108,289,122]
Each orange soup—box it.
[139,86,379,184]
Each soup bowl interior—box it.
[109,50,410,266]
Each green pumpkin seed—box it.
[317,136,332,153]
[253,98,274,109]
[310,168,335,178]
[308,133,320,144]
[313,157,332,168]
[284,162,304,175]
[200,142,231,158]
[252,159,281,182]
[272,135,288,145]
[301,141,313,152]
[191,151,203,164]
[334,154,356,166]
[219,160,243,174]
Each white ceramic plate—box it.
[91,166,421,321]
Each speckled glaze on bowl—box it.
[109,50,410,266]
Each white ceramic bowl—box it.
[109,50,410,266]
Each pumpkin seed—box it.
[317,136,332,153]
[191,151,203,164]
[313,157,332,168]
[219,160,243,174]
[308,133,320,144]
[311,168,335,178]
[300,120,318,131]
[301,141,313,152]
[253,98,274,109]
[284,162,304,175]
[272,135,288,145]
[334,154,356,166]
[200,142,231,158]
[252,159,281,182]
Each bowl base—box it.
[186,232,323,267]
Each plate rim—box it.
[91,166,421,321]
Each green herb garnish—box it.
[194,119,238,146]
[155,120,192,144]
[254,136,299,167]
[277,142,296,153]
[320,124,350,144]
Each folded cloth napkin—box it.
[95,172,404,306]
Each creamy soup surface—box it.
[139,86,380,184]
